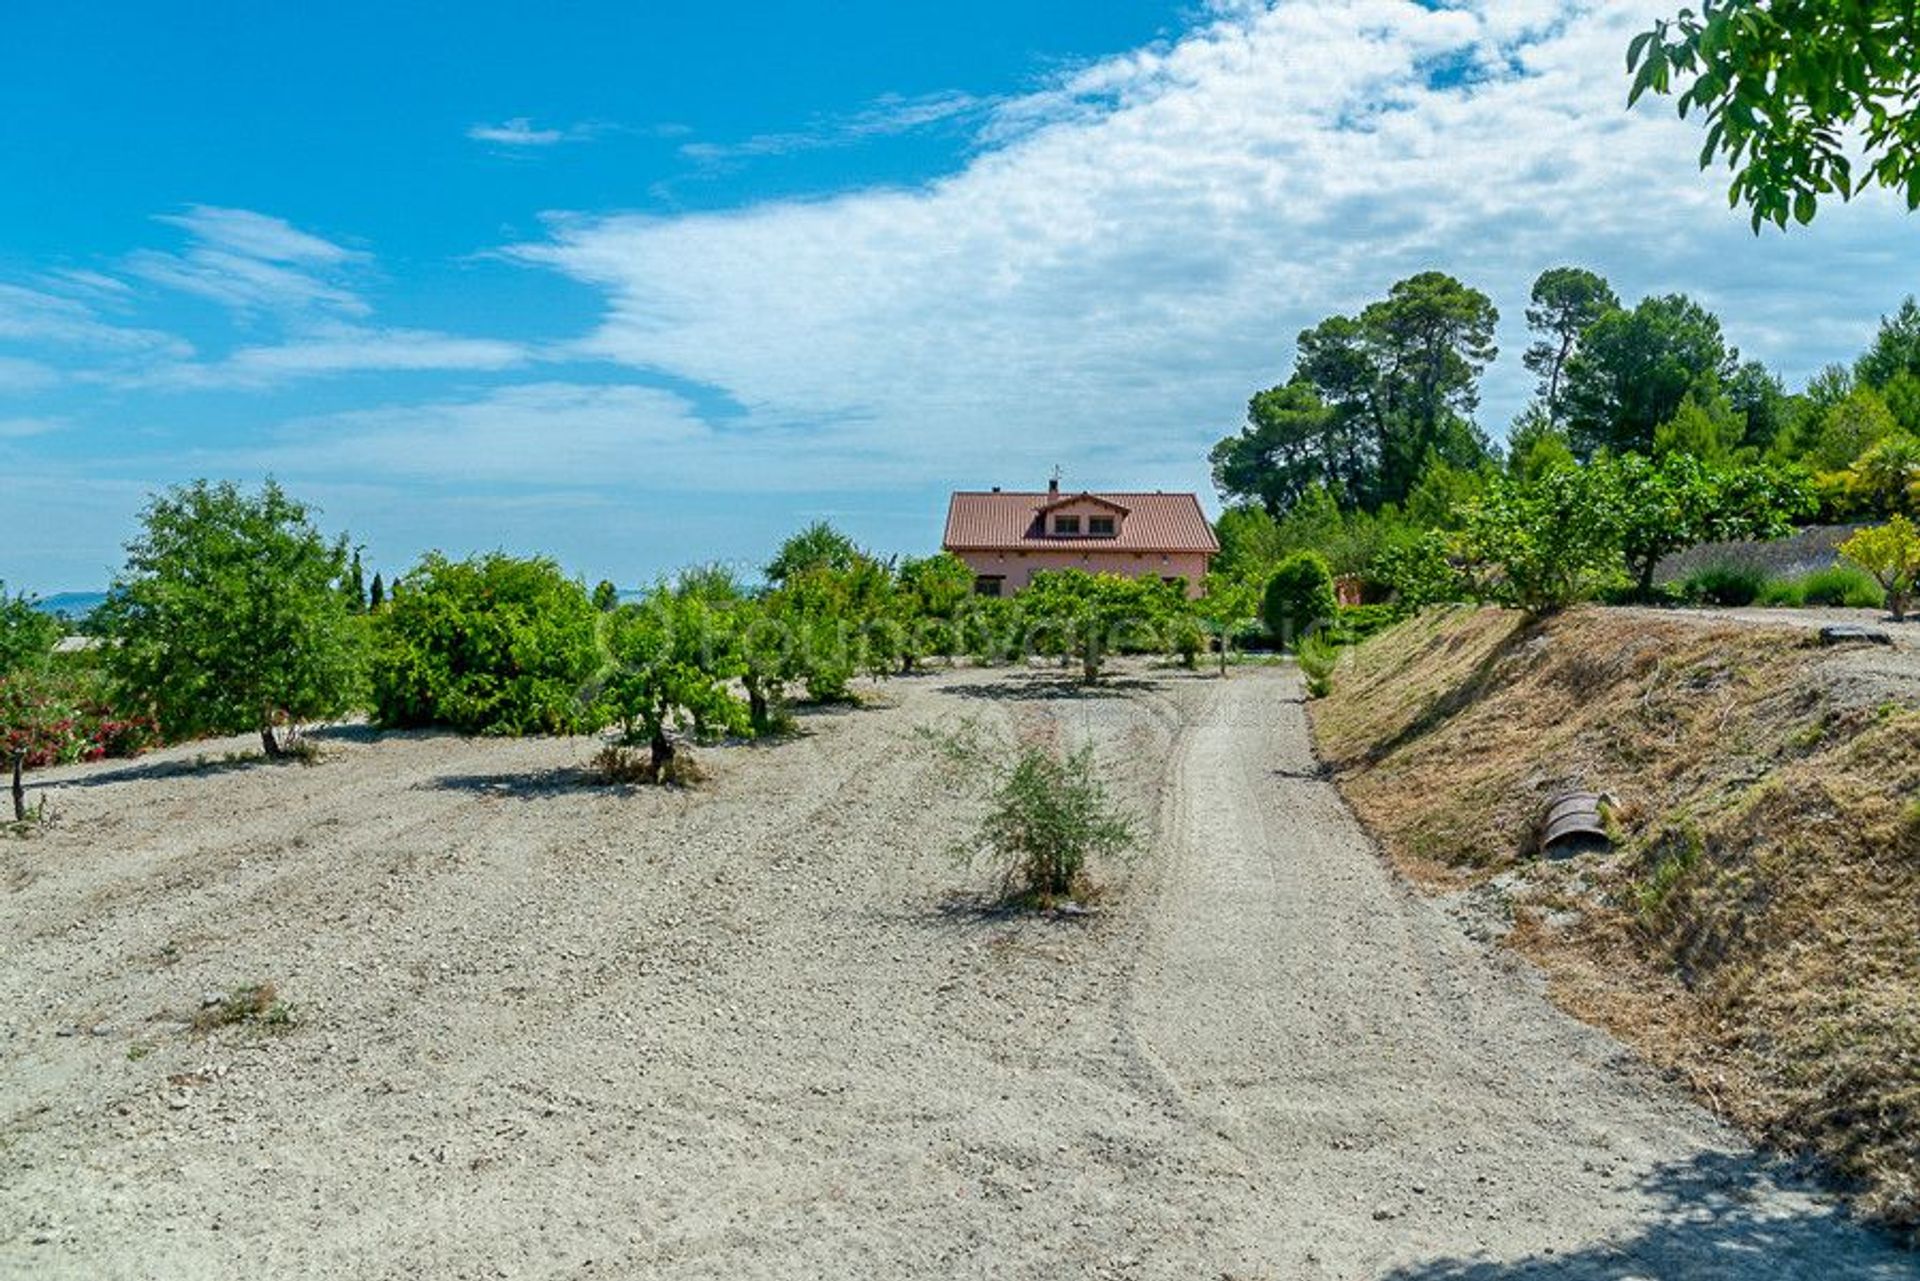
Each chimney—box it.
[1047,475,1060,497]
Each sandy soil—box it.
[1,663,1908,1279]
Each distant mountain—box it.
[32,591,107,619]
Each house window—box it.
[974,575,1004,597]
[1053,515,1081,535]
[1089,516,1116,536]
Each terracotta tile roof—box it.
[943,490,1220,554]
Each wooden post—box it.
[10,751,24,823]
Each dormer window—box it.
[1053,515,1081,535]
[1088,516,1116,536]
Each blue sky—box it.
[2,0,1914,593]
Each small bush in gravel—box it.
[193,982,294,1033]
[926,723,1135,907]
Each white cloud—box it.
[0,284,191,357]
[0,415,63,439]
[0,355,58,391]
[155,205,358,264]
[140,323,530,389]
[680,91,988,163]
[128,205,367,316]
[227,382,915,490]
[511,0,1914,497]
[468,118,572,147]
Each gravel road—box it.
[1,664,1907,1279]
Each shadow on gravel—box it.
[1381,1150,1909,1280]
[941,674,1155,703]
[424,768,597,799]
[49,753,282,789]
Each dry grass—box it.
[1314,605,1920,1232]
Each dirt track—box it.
[1,664,1908,1279]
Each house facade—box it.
[942,480,1219,598]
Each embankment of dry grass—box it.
[1313,605,1920,1232]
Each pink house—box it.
[942,480,1219,598]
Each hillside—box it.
[1313,606,1920,1233]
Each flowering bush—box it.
[0,671,160,769]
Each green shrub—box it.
[1751,566,1882,609]
[1296,632,1339,698]
[0,584,60,677]
[1262,552,1337,650]
[929,724,1136,906]
[370,553,603,735]
[100,480,366,757]
[1373,532,1464,611]
[1330,603,1401,645]
[1681,564,1769,607]
[1797,565,1885,608]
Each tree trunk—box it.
[1891,589,1910,623]
[10,752,24,823]
[650,728,676,779]
[1218,637,1230,679]
[260,724,284,758]
[1081,637,1100,684]
[747,687,769,736]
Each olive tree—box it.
[599,586,749,778]
[1019,570,1167,683]
[102,480,365,757]
[1196,573,1261,677]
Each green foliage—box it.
[369,572,385,610]
[370,552,601,735]
[1523,266,1619,424]
[1846,433,1920,516]
[1195,573,1261,675]
[1330,604,1401,646]
[1460,467,1625,614]
[0,665,160,774]
[1838,515,1920,620]
[1214,273,1498,516]
[894,552,975,669]
[1757,566,1884,609]
[1653,392,1746,463]
[1506,406,1578,482]
[765,520,862,585]
[1261,551,1337,649]
[1563,294,1733,459]
[929,723,1135,905]
[101,480,365,754]
[1374,531,1465,610]
[1681,564,1770,608]
[1803,387,1901,474]
[1019,570,1173,683]
[1212,504,1289,582]
[1295,632,1339,699]
[1629,3,1920,230]
[1603,453,1812,598]
[1209,381,1342,516]
[0,584,60,676]
[597,585,749,775]
[1856,298,1920,391]
[592,579,620,612]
